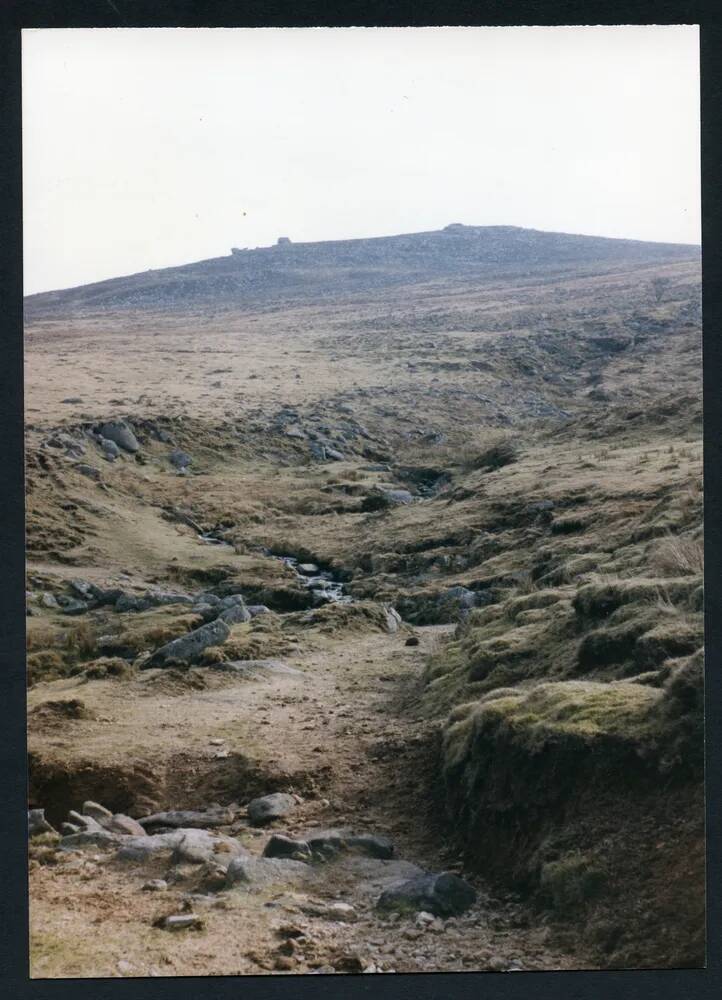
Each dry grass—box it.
[650,534,704,577]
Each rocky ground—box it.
[25,228,704,977]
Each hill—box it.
[24,224,700,317]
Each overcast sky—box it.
[22,25,700,295]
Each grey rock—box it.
[218,603,252,625]
[115,594,152,613]
[440,586,477,609]
[325,448,345,461]
[100,437,121,460]
[107,814,146,837]
[158,914,203,930]
[298,563,319,574]
[28,808,56,837]
[171,829,245,865]
[60,830,122,850]
[140,807,234,830]
[346,834,394,860]
[100,420,139,453]
[69,579,95,599]
[142,879,168,891]
[68,810,105,833]
[377,872,477,917]
[383,489,414,505]
[263,834,312,861]
[218,594,246,610]
[148,619,230,666]
[40,592,59,609]
[61,823,81,835]
[247,792,297,826]
[169,449,192,469]
[74,463,102,481]
[197,592,222,607]
[247,605,272,617]
[82,801,113,822]
[225,855,311,889]
[60,599,89,616]
[385,607,403,633]
[309,442,326,461]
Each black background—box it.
[1,3,720,999]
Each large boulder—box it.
[225,855,311,889]
[246,792,296,826]
[147,619,230,667]
[100,420,139,453]
[376,872,477,917]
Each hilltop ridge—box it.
[25,224,700,318]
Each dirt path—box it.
[29,622,584,978]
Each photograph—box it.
[21,24,704,978]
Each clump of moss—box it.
[102,608,203,657]
[83,656,137,680]
[539,853,606,911]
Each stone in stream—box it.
[246,792,297,826]
[297,563,319,574]
[28,809,57,837]
[263,834,312,861]
[139,806,234,830]
[376,872,477,917]
[147,619,230,667]
[100,420,139,453]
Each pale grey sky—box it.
[22,25,700,295]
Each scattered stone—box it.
[67,810,105,833]
[263,834,312,861]
[247,792,297,826]
[169,449,192,469]
[107,814,146,837]
[377,872,477,917]
[100,437,121,460]
[61,397,83,404]
[347,834,394,860]
[147,619,230,667]
[324,902,358,923]
[60,598,89,616]
[247,605,272,617]
[405,635,420,646]
[28,809,57,837]
[141,879,168,892]
[100,420,139,453]
[140,806,234,830]
[74,463,102,481]
[117,959,134,976]
[59,830,122,851]
[81,801,113,822]
[155,913,203,931]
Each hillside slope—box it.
[25,224,700,317]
